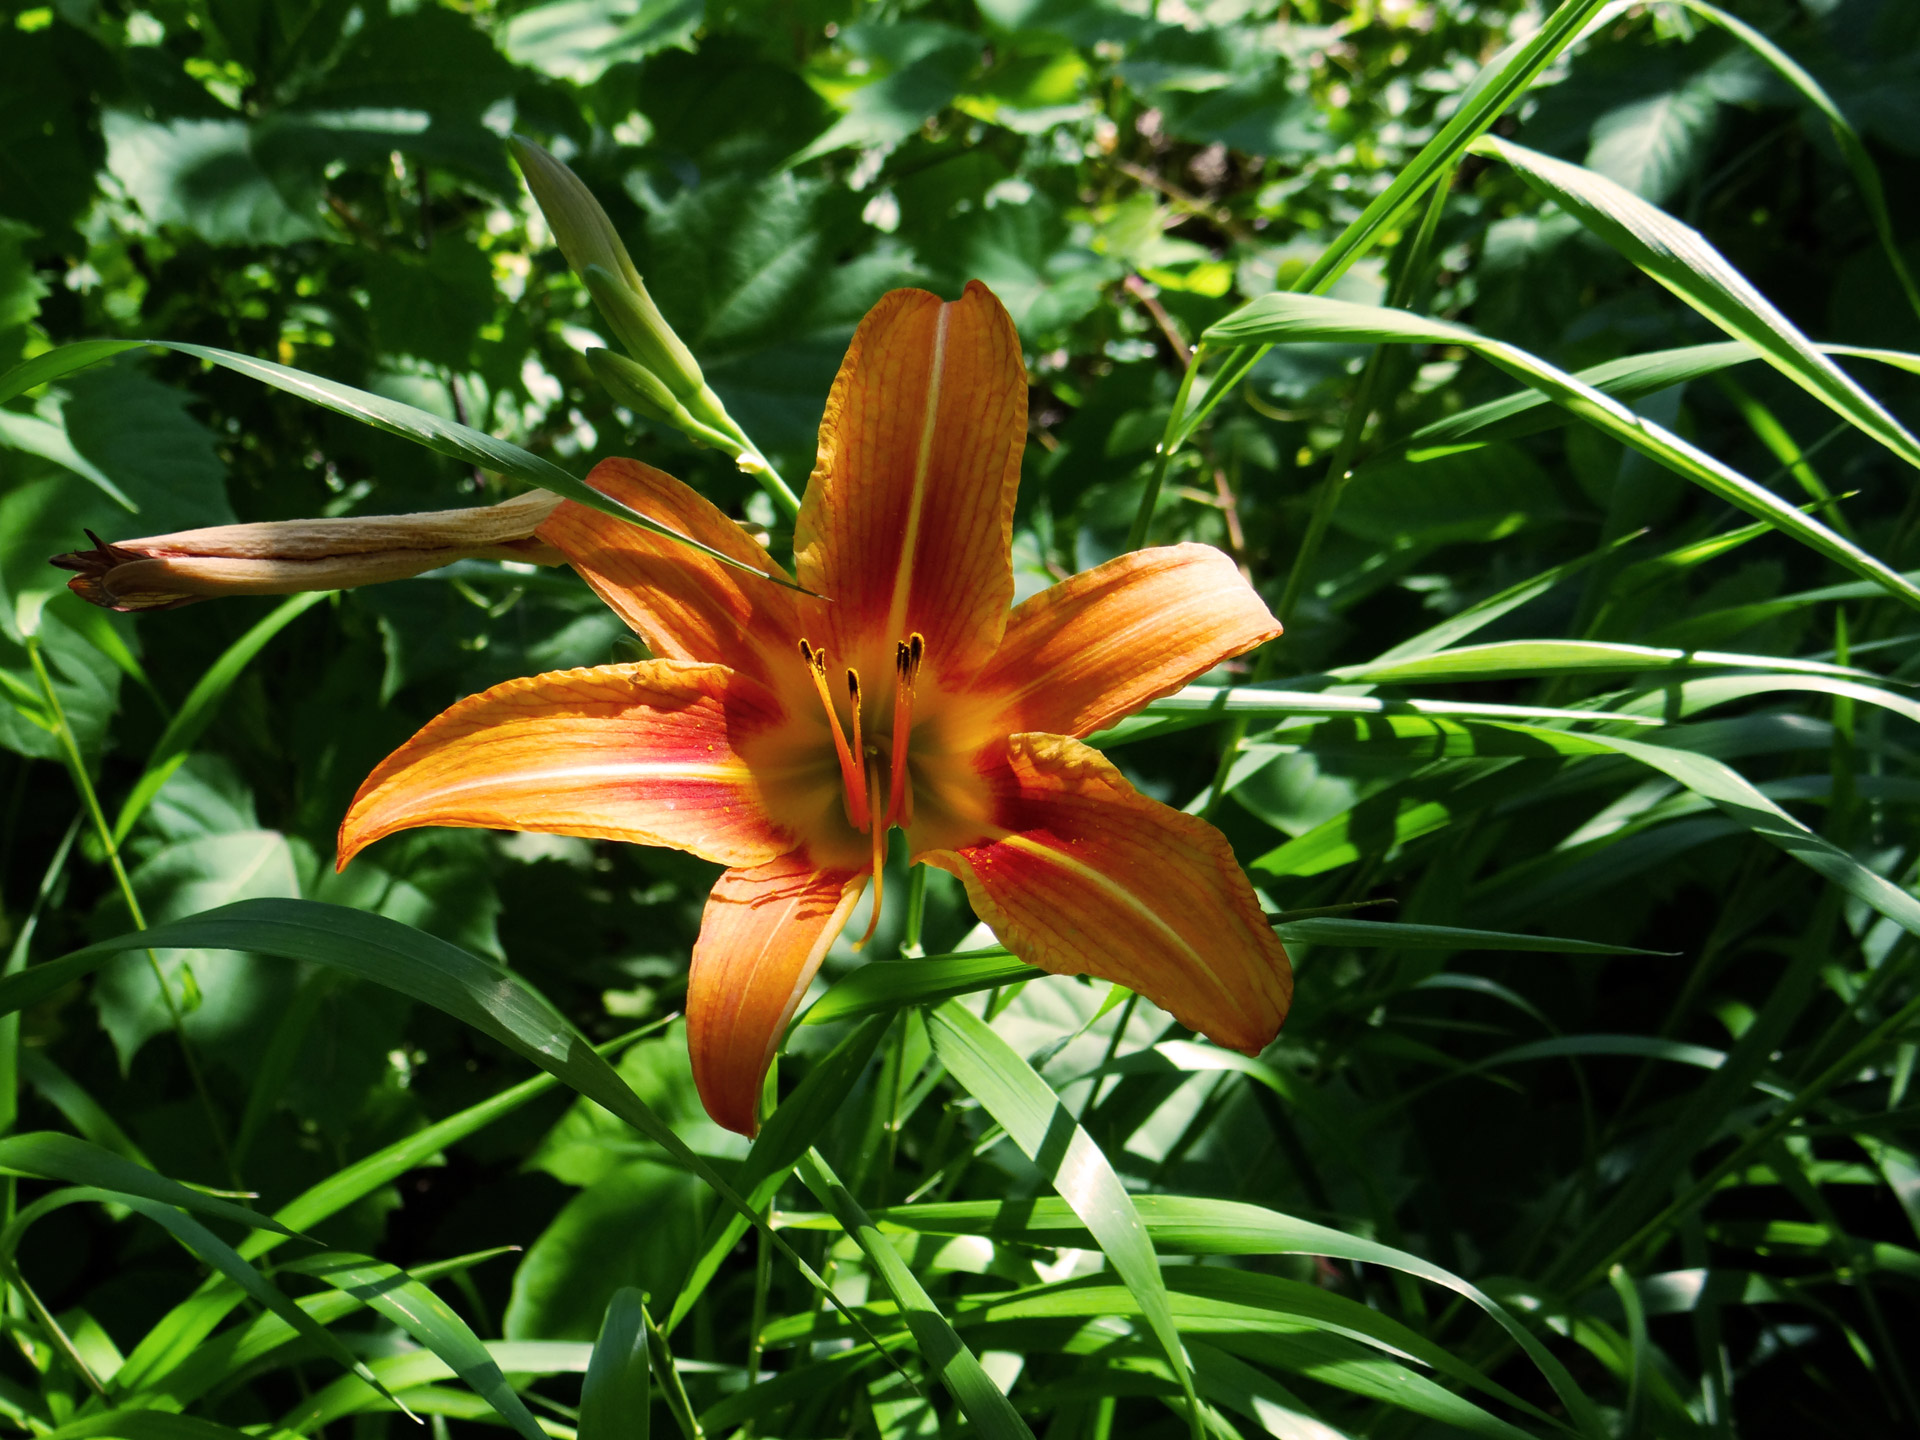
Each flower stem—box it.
[1126,352,1203,551]
[25,636,238,1188]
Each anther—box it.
[800,638,869,830]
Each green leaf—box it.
[1272,918,1670,955]
[0,1132,292,1235]
[15,900,879,1358]
[800,951,1027,1026]
[795,1148,1037,1440]
[1202,293,1920,610]
[924,1001,1202,1437]
[285,1251,547,1440]
[1471,134,1920,474]
[0,341,801,592]
[504,0,704,85]
[1178,0,1613,443]
[869,1192,1604,1436]
[668,1012,892,1328]
[1329,638,1877,685]
[579,1288,650,1440]
[114,592,326,842]
[1675,0,1920,320]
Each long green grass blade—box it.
[0,340,799,592]
[1471,135,1920,472]
[796,1148,1037,1440]
[925,1002,1203,1439]
[580,1288,650,1440]
[283,1251,548,1440]
[1203,294,1920,609]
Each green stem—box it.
[1126,351,1204,551]
[25,637,237,1188]
[642,1295,706,1440]
[1275,169,1452,630]
[900,863,928,959]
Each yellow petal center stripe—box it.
[997,833,1237,1008]
[884,300,951,647]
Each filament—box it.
[800,639,868,829]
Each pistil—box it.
[885,633,923,828]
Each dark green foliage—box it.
[5,0,1920,1437]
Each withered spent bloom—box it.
[51,491,565,613]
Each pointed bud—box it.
[51,492,564,612]
[508,136,646,297]
[579,263,706,403]
[587,349,739,453]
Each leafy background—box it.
[2,0,1919,1436]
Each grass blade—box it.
[1471,135,1920,472]
[796,1148,1037,1440]
[1203,294,1920,610]
[580,1288,650,1440]
[0,340,800,592]
[925,1001,1203,1440]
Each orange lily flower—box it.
[339,282,1292,1136]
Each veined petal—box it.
[689,855,866,1136]
[538,457,805,691]
[920,733,1291,1053]
[339,661,794,870]
[795,281,1027,686]
[975,543,1281,738]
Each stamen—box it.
[800,639,869,829]
[885,633,924,829]
[854,758,888,950]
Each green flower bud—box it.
[588,349,738,454]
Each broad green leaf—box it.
[0,340,800,591]
[796,1148,1036,1440]
[1471,135,1920,473]
[925,1001,1202,1436]
[1203,293,1920,610]
[579,1288,650,1440]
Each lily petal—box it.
[976,543,1282,739]
[920,733,1292,1054]
[795,281,1027,686]
[689,855,866,1136]
[339,661,794,870]
[538,457,805,691]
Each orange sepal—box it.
[919,733,1292,1053]
[974,543,1282,740]
[538,457,808,692]
[794,281,1027,687]
[688,854,867,1136]
[339,660,794,871]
